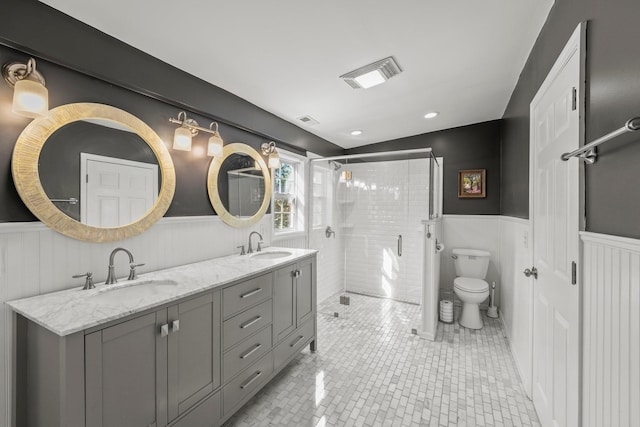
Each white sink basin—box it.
[251,250,292,260]
[90,279,178,303]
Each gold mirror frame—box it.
[207,143,272,228]
[12,103,176,242]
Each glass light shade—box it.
[12,79,48,118]
[173,127,192,151]
[268,151,281,169]
[207,133,224,156]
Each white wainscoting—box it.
[581,232,640,427]
[498,216,532,396]
[0,215,273,427]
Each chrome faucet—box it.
[105,247,144,284]
[247,231,263,254]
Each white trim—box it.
[442,214,502,220]
[500,216,529,226]
[272,230,307,242]
[580,231,640,252]
[0,221,48,233]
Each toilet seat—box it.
[454,277,489,293]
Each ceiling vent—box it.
[340,56,403,89]
[297,115,319,126]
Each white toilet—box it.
[452,248,491,329]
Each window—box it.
[273,152,305,234]
[312,167,332,229]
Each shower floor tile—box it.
[223,293,539,427]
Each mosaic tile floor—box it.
[224,293,539,427]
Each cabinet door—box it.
[296,257,315,326]
[86,311,168,427]
[273,265,295,343]
[167,292,221,422]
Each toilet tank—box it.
[452,248,491,278]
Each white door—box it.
[529,24,583,427]
[81,153,158,227]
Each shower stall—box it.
[309,148,443,313]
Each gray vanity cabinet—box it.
[85,311,168,427]
[272,257,316,349]
[85,291,221,427]
[14,252,316,427]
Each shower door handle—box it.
[397,235,402,257]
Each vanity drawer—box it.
[223,274,272,318]
[223,352,273,415]
[223,325,272,382]
[223,299,272,350]
[274,319,315,369]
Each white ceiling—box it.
[40,0,554,149]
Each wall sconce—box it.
[169,111,224,155]
[2,57,49,118]
[261,141,281,169]
[207,122,223,157]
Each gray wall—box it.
[501,0,640,238]
[347,120,502,215]
[0,2,342,222]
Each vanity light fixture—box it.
[340,56,402,89]
[207,122,224,157]
[169,111,225,154]
[2,57,49,118]
[261,141,281,169]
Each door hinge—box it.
[571,261,577,285]
[572,87,577,111]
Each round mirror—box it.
[207,143,272,228]
[12,103,175,242]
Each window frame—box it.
[271,150,308,238]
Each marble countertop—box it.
[6,247,316,336]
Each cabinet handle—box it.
[240,371,262,389]
[290,335,304,348]
[160,324,169,337]
[240,288,262,299]
[171,320,180,332]
[240,316,262,329]
[398,234,403,257]
[240,343,262,360]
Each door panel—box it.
[296,258,314,325]
[85,311,167,427]
[167,292,220,421]
[273,266,295,343]
[530,24,582,427]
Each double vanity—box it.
[8,247,317,427]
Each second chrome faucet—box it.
[105,247,145,284]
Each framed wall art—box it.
[458,169,486,198]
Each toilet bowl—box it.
[452,248,491,329]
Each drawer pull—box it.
[171,320,180,332]
[240,288,262,299]
[290,335,304,348]
[240,315,262,329]
[240,343,262,360]
[240,371,262,389]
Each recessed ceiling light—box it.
[340,56,403,89]
[424,112,439,119]
[351,130,363,136]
